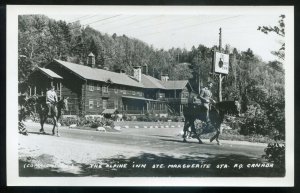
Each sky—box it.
[45,13,283,62]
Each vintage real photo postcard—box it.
[7,5,294,186]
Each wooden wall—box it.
[47,62,85,115]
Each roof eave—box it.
[37,68,63,80]
[52,59,87,81]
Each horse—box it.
[34,96,69,136]
[182,100,241,145]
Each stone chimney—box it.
[133,66,142,82]
[161,74,169,82]
[87,52,95,68]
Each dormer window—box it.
[89,82,94,91]
[102,86,108,93]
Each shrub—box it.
[262,142,285,171]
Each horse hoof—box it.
[217,142,221,145]
[183,139,187,143]
[198,141,203,144]
[56,133,60,137]
[210,138,213,143]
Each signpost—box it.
[211,28,229,102]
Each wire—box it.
[83,15,122,26]
[69,15,101,23]
[91,15,136,28]
[103,15,163,32]
[121,15,197,34]
[20,15,122,41]
[66,15,93,23]
[134,15,241,38]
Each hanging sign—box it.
[214,51,229,74]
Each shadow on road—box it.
[19,151,285,177]
[27,131,53,136]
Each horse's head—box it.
[58,97,69,112]
[215,100,241,117]
[234,100,241,117]
[62,97,69,111]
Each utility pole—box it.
[218,28,224,102]
[196,53,200,94]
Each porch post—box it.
[60,82,62,98]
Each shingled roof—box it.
[141,74,165,89]
[50,59,143,88]
[161,80,190,90]
[45,59,192,90]
[38,67,63,79]
[141,74,192,91]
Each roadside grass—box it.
[28,116,281,144]
[114,121,184,127]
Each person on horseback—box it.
[46,85,57,116]
[199,81,216,127]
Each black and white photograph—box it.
[7,5,294,186]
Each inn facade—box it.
[26,53,195,116]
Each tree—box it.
[170,63,193,80]
[258,15,285,61]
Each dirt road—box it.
[18,122,283,177]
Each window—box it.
[102,86,108,93]
[89,82,94,91]
[96,84,100,90]
[97,100,100,107]
[122,87,126,94]
[114,99,118,109]
[132,90,136,95]
[89,100,94,109]
[114,87,118,93]
[102,99,108,110]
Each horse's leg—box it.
[40,115,47,133]
[52,116,56,135]
[39,114,43,132]
[215,131,221,145]
[210,132,218,143]
[191,121,203,144]
[210,124,221,145]
[53,116,60,137]
[183,120,190,142]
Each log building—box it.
[26,53,194,115]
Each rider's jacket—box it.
[46,90,57,104]
[199,87,212,104]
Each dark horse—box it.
[31,96,68,136]
[182,100,241,145]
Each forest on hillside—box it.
[18,14,285,138]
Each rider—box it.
[46,85,57,116]
[199,81,216,126]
